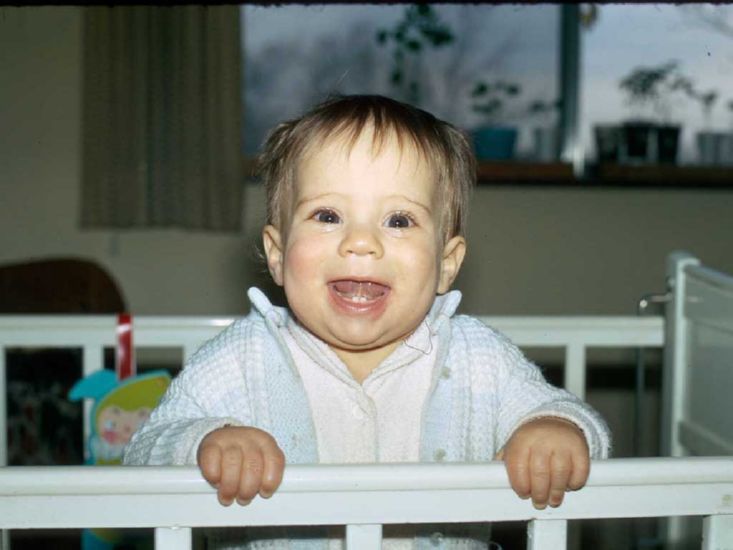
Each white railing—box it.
[0,314,665,467]
[478,315,664,399]
[0,314,665,550]
[1,458,732,550]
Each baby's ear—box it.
[438,235,466,294]
[262,225,284,286]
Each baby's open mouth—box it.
[329,280,390,303]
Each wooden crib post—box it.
[527,519,567,550]
[155,526,192,550]
[702,515,733,550]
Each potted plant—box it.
[595,60,689,166]
[528,98,562,162]
[469,79,523,160]
[691,88,722,165]
[714,99,733,167]
[615,60,688,164]
[725,100,733,166]
[375,4,454,104]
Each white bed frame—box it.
[660,251,733,548]
[0,251,731,550]
[663,252,733,458]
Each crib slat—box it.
[155,526,192,550]
[564,344,586,400]
[702,514,733,550]
[0,347,6,467]
[1,345,7,550]
[527,519,567,550]
[345,523,382,549]
[82,345,105,462]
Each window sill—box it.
[591,163,733,187]
[476,161,733,188]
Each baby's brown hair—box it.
[256,94,475,242]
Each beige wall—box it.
[2,7,731,316]
[457,186,733,315]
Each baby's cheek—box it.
[283,239,327,286]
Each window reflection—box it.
[582,4,733,166]
[241,4,733,169]
[241,4,559,161]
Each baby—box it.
[124,94,610,548]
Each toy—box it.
[69,369,171,548]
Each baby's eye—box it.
[313,209,341,224]
[385,212,414,229]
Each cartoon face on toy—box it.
[97,405,152,446]
[69,370,171,465]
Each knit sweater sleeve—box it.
[123,320,254,467]
[460,316,612,459]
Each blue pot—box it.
[471,126,518,160]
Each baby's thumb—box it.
[494,448,505,460]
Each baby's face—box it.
[263,128,465,365]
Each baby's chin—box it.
[319,327,416,356]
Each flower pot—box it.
[620,120,657,164]
[656,125,680,165]
[532,126,561,161]
[697,132,721,165]
[593,124,622,163]
[696,131,733,166]
[617,121,680,165]
[723,134,733,167]
[471,126,518,160]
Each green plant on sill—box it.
[471,82,560,127]
[376,4,454,104]
[619,60,692,123]
[377,5,555,131]
[665,72,720,128]
[470,80,522,125]
[694,89,719,129]
[527,98,562,126]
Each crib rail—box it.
[1,458,732,549]
[0,314,664,466]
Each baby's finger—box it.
[549,451,572,508]
[504,446,531,499]
[197,444,223,486]
[236,450,265,505]
[568,451,591,491]
[218,447,243,506]
[529,451,552,510]
[259,444,286,498]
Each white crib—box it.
[0,251,731,550]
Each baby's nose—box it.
[338,225,384,258]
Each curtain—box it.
[80,6,244,231]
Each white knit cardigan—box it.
[124,288,611,549]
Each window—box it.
[241,3,733,178]
[241,4,559,160]
[582,4,733,165]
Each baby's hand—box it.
[197,426,285,506]
[496,417,589,510]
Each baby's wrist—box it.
[525,416,583,433]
